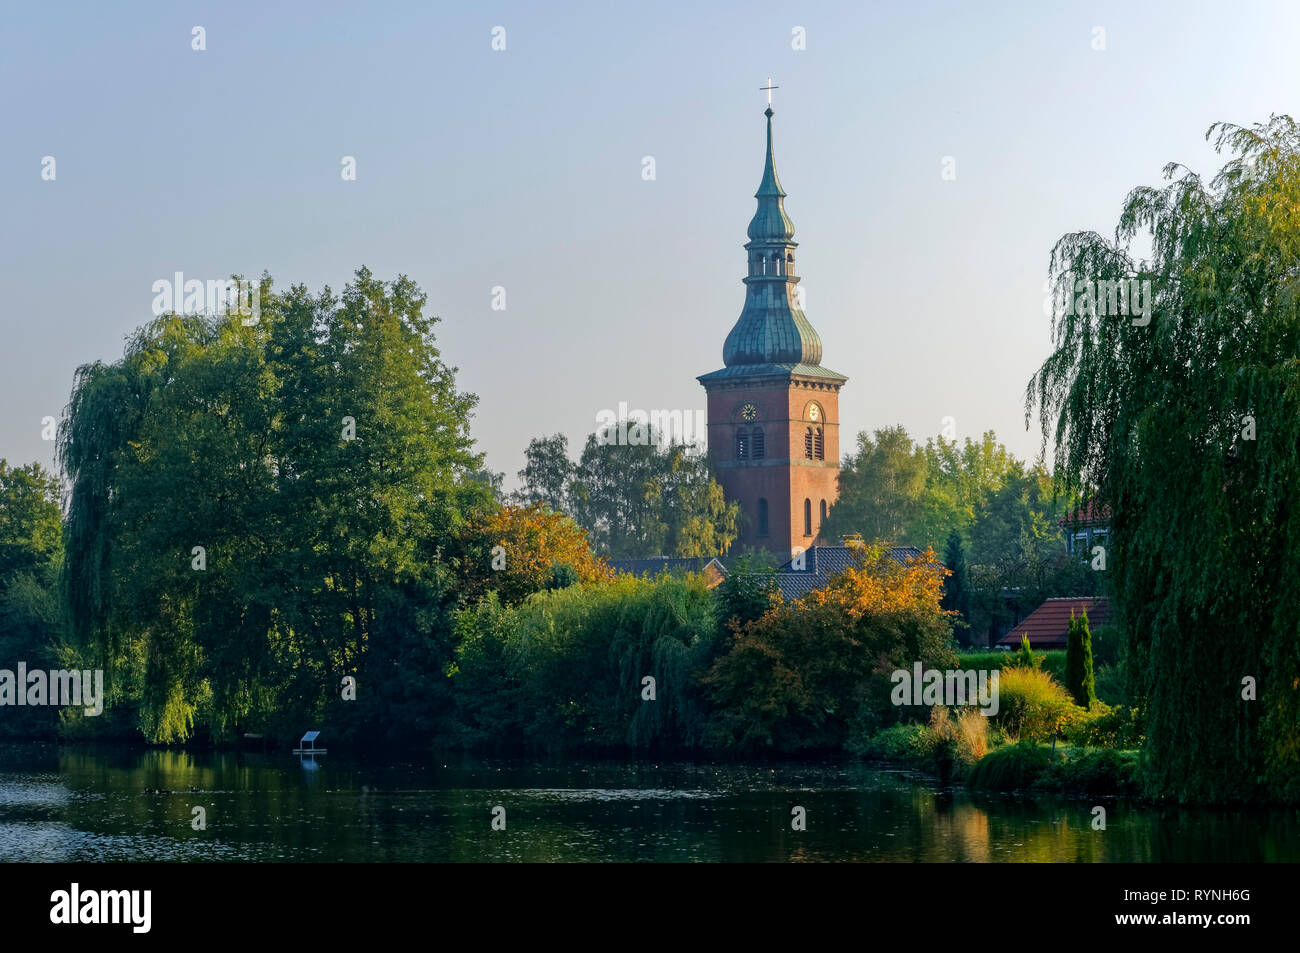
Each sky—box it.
[4,0,1298,490]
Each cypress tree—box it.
[1065,609,1097,708]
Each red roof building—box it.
[1062,501,1111,556]
[996,597,1112,649]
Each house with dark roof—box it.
[771,544,929,601]
[607,557,728,589]
[996,596,1112,649]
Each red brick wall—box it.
[704,376,843,558]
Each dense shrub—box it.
[449,573,719,751]
[967,741,1053,791]
[959,647,1067,684]
[1066,703,1144,749]
[1089,623,1121,667]
[995,666,1079,742]
[851,721,930,761]
[703,544,956,752]
[1092,662,1126,706]
[1049,748,1139,795]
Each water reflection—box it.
[0,744,1293,862]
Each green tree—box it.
[0,460,66,738]
[567,429,738,559]
[1028,115,1300,801]
[823,425,927,544]
[1064,610,1096,708]
[0,460,63,584]
[516,434,572,510]
[60,269,488,744]
[713,555,778,631]
[703,544,956,751]
[940,530,972,639]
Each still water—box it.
[1,743,1295,862]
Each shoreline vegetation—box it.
[5,118,1300,807]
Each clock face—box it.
[808,404,821,422]
[740,403,758,421]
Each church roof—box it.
[697,362,846,384]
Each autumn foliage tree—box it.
[454,502,613,607]
[703,544,956,751]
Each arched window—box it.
[751,426,765,459]
[820,499,828,526]
[757,498,769,537]
[814,427,824,460]
[804,427,814,459]
[735,430,749,460]
[771,252,781,276]
[803,499,813,536]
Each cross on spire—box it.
[761,77,779,107]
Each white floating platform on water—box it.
[293,730,326,755]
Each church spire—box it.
[747,105,795,242]
[717,100,823,369]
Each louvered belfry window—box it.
[814,427,824,460]
[804,427,814,459]
[736,430,749,460]
[751,426,765,459]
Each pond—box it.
[1,744,1294,862]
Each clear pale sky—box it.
[4,1,1297,489]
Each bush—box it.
[967,741,1053,791]
[995,665,1080,742]
[855,707,989,781]
[852,721,930,761]
[1065,703,1144,749]
[1092,662,1126,706]
[959,648,1067,683]
[1048,748,1139,795]
[1089,623,1121,667]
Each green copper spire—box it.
[698,97,846,387]
[747,107,795,242]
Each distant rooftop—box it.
[996,596,1112,649]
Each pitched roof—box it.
[771,545,930,601]
[608,557,727,579]
[776,545,926,575]
[1062,500,1111,526]
[996,597,1112,648]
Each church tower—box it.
[698,100,847,558]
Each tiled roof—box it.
[608,557,727,578]
[776,545,925,575]
[770,545,930,601]
[996,597,1112,648]
[1062,500,1111,526]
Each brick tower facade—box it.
[698,104,847,558]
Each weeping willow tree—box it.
[58,270,490,743]
[1028,115,1300,803]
